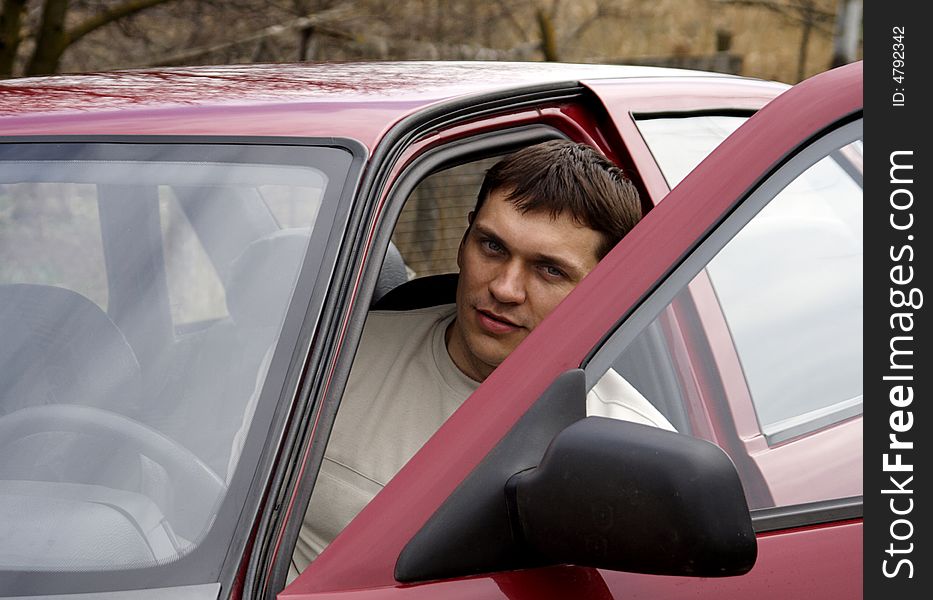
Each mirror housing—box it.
[396,370,756,582]
[507,417,757,577]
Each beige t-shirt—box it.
[292,305,475,575]
[291,304,674,577]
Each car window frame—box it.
[274,123,572,590]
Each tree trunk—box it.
[831,0,862,67]
[298,25,316,60]
[26,0,69,76]
[26,0,179,77]
[0,0,27,78]
[796,1,814,81]
[536,8,558,62]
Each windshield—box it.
[0,142,351,593]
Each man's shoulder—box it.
[363,304,457,336]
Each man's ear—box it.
[457,211,475,269]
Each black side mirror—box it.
[396,370,757,583]
[507,417,757,577]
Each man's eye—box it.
[542,265,566,279]
[481,239,504,254]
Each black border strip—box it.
[632,108,758,121]
[753,497,863,533]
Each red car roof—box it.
[0,61,741,149]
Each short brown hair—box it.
[475,140,642,259]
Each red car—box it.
[0,61,862,598]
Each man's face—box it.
[447,188,604,382]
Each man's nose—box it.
[488,262,526,304]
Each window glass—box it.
[0,182,108,309]
[263,183,324,229]
[0,143,348,594]
[587,127,862,511]
[706,143,863,439]
[159,189,227,326]
[392,157,499,277]
[635,115,746,188]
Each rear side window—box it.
[392,157,498,277]
[635,115,746,188]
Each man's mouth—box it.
[475,308,521,334]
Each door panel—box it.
[599,521,862,600]
[287,566,612,600]
[582,86,862,597]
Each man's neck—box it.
[444,319,491,383]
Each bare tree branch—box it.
[140,5,358,67]
[496,0,531,41]
[68,0,180,46]
[715,0,834,41]
[715,0,834,24]
[562,0,629,45]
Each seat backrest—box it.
[148,229,309,479]
[374,242,410,305]
[225,228,310,329]
[0,283,140,416]
[371,273,458,311]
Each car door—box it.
[582,77,863,597]
[280,62,862,600]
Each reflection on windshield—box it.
[0,145,336,578]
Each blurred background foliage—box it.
[1,0,861,82]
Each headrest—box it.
[372,273,458,311]
[0,284,140,413]
[225,229,310,328]
[226,230,412,325]
[373,242,409,305]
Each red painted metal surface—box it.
[0,101,419,150]
[284,522,863,600]
[286,566,613,600]
[0,62,717,144]
[598,521,863,600]
[285,62,862,595]
[0,58,862,599]
[683,272,863,507]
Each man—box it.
[290,140,673,575]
